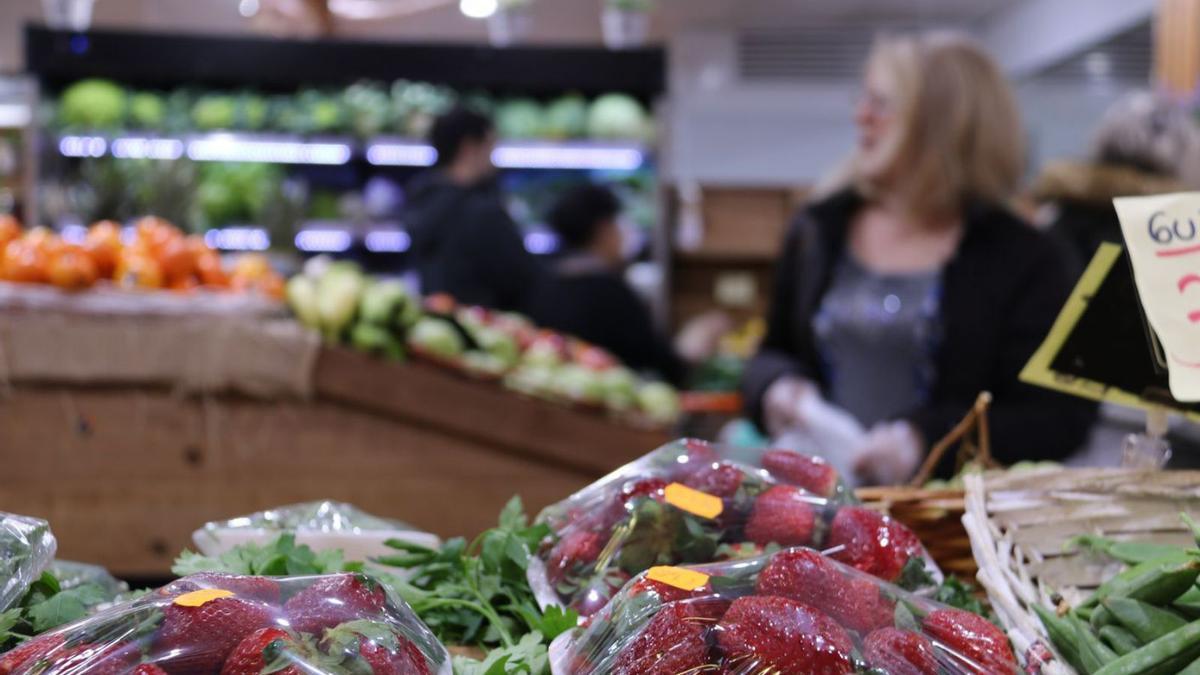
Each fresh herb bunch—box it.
[172,532,361,577]
[0,572,112,649]
[375,497,577,674]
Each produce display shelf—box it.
[57,132,651,171]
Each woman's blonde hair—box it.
[852,31,1025,219]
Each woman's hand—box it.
[852,421,924,486]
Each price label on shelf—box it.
[647,566,711,591]
[1115,192,1200,400]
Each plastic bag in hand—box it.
[192,501,440,561]
[0,512,57,612]
[0,572,450,675]
[529,439,937,617]
[552,546,1018,674]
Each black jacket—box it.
[743,189,1097,473]
[404,172,540,312]
[525,258,686,385]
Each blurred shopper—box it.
[525,184,686,384]
[405,106,539,311]
[1034,91,1200,265]
[743,32,1096,485]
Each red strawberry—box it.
[715,596,853,674]
[160,573,282,604]
[923,609,1017,674]
[755,548,894,633]
[762,449,839,496]
[134,666,169,675]
[0,634,65,675]
[612,602,714,675]
[744,485,816,547]
[665,440,719,479]
[283,574,388,637]
[683,462,744,498]
[358,636,431,675]
[220,627,305,675]
[32,641,139,675]
[570,570,631,617]
[154,596,277,674]
[827,507,925,582]
[544,530,605,587]
[863,628,939,675]
[621,478,668,504]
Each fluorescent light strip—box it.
[523,231,559,255]
[365,143,438,167]
[111,137,185,160]
[364,230,411,252]
[492,143,645,171]
[59,224,88,244]
[295,229,353,253]
[187,135,352,165]
[204,227,270,251]
[59,135,107,158]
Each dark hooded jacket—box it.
[404,172,540,311]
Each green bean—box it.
[1034,604,1087,673]
[1091,605,1114,630]
[1180,655,1200,675]
[1072,614,1119,674]
[1098,625,1140,655]
[1105,596,1188,643]
[1176,586,1200,618]
[1069,534,1188,565]
[1094,618,1200,675]
[1083,557,1200,609]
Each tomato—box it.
[195,251,229,288]
[157,237,195,285]
[47,247,99,290]
[115,252,164,289]
[1,240,48,283]
[85,220,123,278]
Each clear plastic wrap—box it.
[0,572,450,675]
[0,513,57,612]
[192,501,440,561]
[530,439,938,616]
[45,561,128,599]
[551,546,1018,674]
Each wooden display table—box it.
[0,343,669,578]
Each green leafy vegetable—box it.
[934,575,997,624]
[172,532,356,577]
[375,497,575,675]
[0,571,116,649]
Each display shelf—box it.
[57,131,651,171]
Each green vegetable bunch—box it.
[0,572,116,650]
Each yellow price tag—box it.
[664,482,724,519]
[646,566,711,591]
[173,589,235,607]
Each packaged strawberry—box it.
[550,547,1018,675]
[529,439,939,617]
[0,572,450,675]
[1,512,57,612]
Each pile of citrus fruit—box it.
[0,215,283,298]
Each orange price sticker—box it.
[664,482,724,519]
[647,566,711,591]
[173,589,235,607]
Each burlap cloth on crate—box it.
[0,283,319,399]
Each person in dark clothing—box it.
[744,32,1096,485]
[525,184,686,384]
[404,107,540,311]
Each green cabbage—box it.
[59,79,126,129]
[587,93,650,140]
[496,99,546,139]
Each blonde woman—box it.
[744,32,1096,485]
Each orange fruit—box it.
[257,273,285,300]
[47,247,99,290]
[134,216,179,255]
[157,237,196,285]
[85,220,123,279]
[231,253,271,281]
[1,240,48,283]
[195,251,229,288]
[168,276,198,293]
[114,251,164,289]
[0,214,20,251]
[23,227,64,260]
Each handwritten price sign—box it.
[1115,192,1200,401]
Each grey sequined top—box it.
[812,254,942,427]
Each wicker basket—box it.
[962,468,1200,674]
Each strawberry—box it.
[134,666,169,675]
[220,627,305,675]
[29,641,139,675]
[665,439,719,479]
[714,596,853,674]
[570,570,631,617]
[160,573,282,604]
[863,628,940,675]
[620,478,668,504]
[154,596,277,674]
[762,449,840,496]
[323,621,430,675]
[744,485,816,547]
[358,636,430,675]
[612,602,713,675]
[827,506,925,582]
[283,574,388,637]
[544,530,605,587]
[755,548,894,633]
[682,462,744,498]
[0,634,64,675]
[923,609,1017,674]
